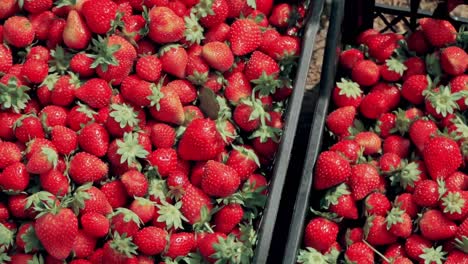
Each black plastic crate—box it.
[282,0,468,263]
[252,0,325,263]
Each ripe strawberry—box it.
[202,41,234,72]
[150,123,175,149]
[66,103,97,132]
[423,136,463,180]
[47,18,66,48]
[51,74,79,107]
[81,212,109,238]
[233,100,264,132]
[225,72,252,104]
[265,36,300,61]
[226,145,259,181]
[75,79,112,110]
[364,192,391,217]
[380,57,407,82]
[180,184,213,224]
[69,152,108,184]
[69,53,95,78]
[160,45,188,79]
[105,104,140,137]
[408,119,438,152]
[329,140,360,164]
[121,170,149,196]
[148,7,184,44]
[198,232,228,263]
[386,207,412,238]
[101,180,129,209]
[201,161,240,197]
[440,46,468,76]
[354,131,381,155]
[403,56,426,81]
[407,30,430,54]
[39,169,69,197]
[366,33,400,63]
[414,179,443,207]
[136,55,162,82]
[244,51,279,83]
[0,0,18,19]
[364,215,397,246]
[14,115,45,143]
[0,141,21,169]
[0,162,29,192]
[313,151,351,190]
[229,18,261,56]
[62,10,91,50]
[71,184,112,216]
[0,45,12,73]
[420,209,457,241]
[102,233,138,263]
[3,16,35,48]
[72,230,97,259]
[450,75,468,110]
[35,206,78,260]
[205,22,230,43]
[322,184,358,219]
[30,11,54,41]
[304,217,339,253]
[268,3,291,28]
[213,203,243,234]
[165,80,197,105]
[81,0,117,34]
[199,0,229,28]
[447,171,468,191]
[129,197,155,224]
[164,232,196,259]
[440,190,468,221]
[26,147,58,174]
[344,242,374,264]
[446,251,468,264]
[110,208,142,237]
[332,79,363,108]
[178,118,224,161]
[351,60,380,87]
[349,164,380,201]
[339,48,364,70]
[419,18,456,47]
[39,105,68,128]
[325,106,356,136]
[77,123,109,158]
[134,227,168,255]
[20,58,48,84]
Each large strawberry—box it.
[201,160,241,197]
[304,217,339,253]
[440,46,468,76]
[75,78,112,109]
[81,0,118,34]
[423,136,462,180]
[419,18,457,47]
[229,18,261,56]
[313,151,352,190]
[148,6,184,44]
[419,209,457,241]
[349,164,380,201]
[69,152,108,184]
[180,184,213,225]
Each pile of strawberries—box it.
[298,18,468,264]
[0,0,306,263]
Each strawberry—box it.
[205,22,230,43]
[72,230,97,259]
[313,151,351,190]
[440,190,468,221]
[136,55,162,82]
[423,86,462,119]
[322,184,358,219]
[0,162,29,192]
[264,35,300,61]
[70,184,112,216]
[407,30,430,55]
[329,140,360,164]
[332,78,363,108]
[201,161,240,197]
[81,0,117,34]
[39,169,69,197]
[102,233,138,263]
[440,46,468,76]
[70,53,95,78]
[180,184,213,224]
[166,80,197,105]
[380,57,407,82]
[121,170,148,198]
[120,75,153,107]
[129,197,155,224]
[0,141,21,169]
[47,18,66,48]
[75,78,112,110]
[3,16,35,48]
[69,152,108,184]
[386,207,412,238]
[354,131,381,155]
[0,45,12,74]
[339,48,364,70]
[178,118,224,161]
[0,0,18,19]
[304,217,339,253]
[110,208,142,237]
[23,0,52,13]
[344,242,374,264]
[419,18,456,47]
[199,0,229,28]
[164,232,196,259]
[403,56,426,81]
[134,227,168,255]
[81,212,109,238]
[325,106,356,136]
[408,119,438,152]
[150,123,175,149]
[420,209,457,241]
[51,74,79,107]
[213,203,243,234]
[148,7,184,44]
[244,52,280,94]
[423,136,463,180]
[349,164,380,201]
[450,75,468,110]
[101,180,129,209]
[0,76,31,114]
[66,103,97,132]
[226,145,259,181]
[364,215,397,246]
[225,72,252,104]
[26,147,58,174]
[201,41,234,72]
[106,104,140,137]
[364,192,391,217]
[366,33,400,63]
[233,99,266,132]
[268,3,291,28]
[35,205,78,260]
[20,58,48,85]
[447,171,468,191]
[446,251,468,264]
[78,123,109,157]
[63,10,91,50]
[229,18,261,56]
[351,60,380,87]
[160,45,188,79]
[382,136,409,158]
[198,232,227,262]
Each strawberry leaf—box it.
[199,87,220,120]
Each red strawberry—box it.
[420,209,457,240]
[408,119,438,152]
[63,10,91,50]
[164,232,196,259]
[364,192,391,217]
[244,51,280,84]
[345,242,374,264]
[20,59,48,84]
[446,251,468,264]
[148,85,185,125]
[329,140,360,164]
[313,151,351,190]
[35,206,78,260]
[26,147,58,174]
[323,184,358,219]
[136,55,162,82]
[39,169,69,197]
[69,152,108,184]
[202,41,234,72]
[134,227,167,255]
[213,203,243,234]
[354,131,381,155]
[325,106,356,136]
[180,184,213,224]
[198,232,227,263]
[199,0,229,28]
[339,48,364,70]
[166,80,197,105]
[447,171,468,191]
[71,184,112,216]
[201,161,240,197]
[407,30,430,55]
[102,233,138,263]
[70,53,95,78]
[380,57,407,82]
[72,230,97,259]
[366,33,400,63]
[386,207,412,238]
[150,123,175,149]
[105,104,140,137]
[0,162,29,192]
[225,72,252,104]
[3,16,35,48]
[440,46,468,76]
[364,215,397,246]
[332,79,363,108]
[81,212,109,238]
[419,18,456,47]
[121,170,149,197]
[304,217,339,253]
[403,56,426,80]
[75,78,112,110]
[129,197,155,224]
[78,123,109,158]
[265,36,301,61]
[413,179,443,207]
[440,190,468,221]
[47,18,66,48]
[67,103,97,132]
[423,136,462,180]
[226,145,259,181]
[101,180,129,209]
[110,208,142,237]
[81,0,118,34]
[51,74,78,107]
[159,45,188,79]
[450,75,468,110]
[178,118,224,161]
[0,141,21,169]
[14,115,45,143]
[229,18,261,56]
[351,60,380,87]
[50,126,77,156]
[148,7,184,44]
[349,164,380,201]
[268,3,291,28]
[205,22,230,43]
